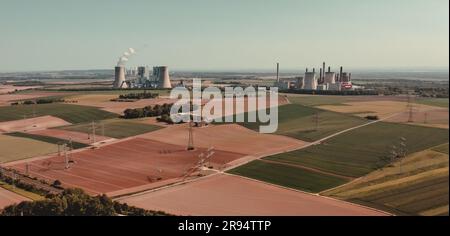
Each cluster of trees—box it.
[11,98,65,106]
[0,170,54,196]
[118,92,159,100]
[123,103,173,119]
[0,188,169,216]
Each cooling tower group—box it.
[113,65,172,89]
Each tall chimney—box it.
[306,68,309,73]
[322,62,326,80]
[276,63,280,83]
[319,68,323,84]
[313,68,315,73]
[340,66,343,82]
[328,66,331,73]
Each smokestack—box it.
[113,66,128,88]
[328,66,331,73]
[319,68,323,84]
[340,66,343,82]
[313,68,315,73]
[322,62,326,80]
[276,63,280,83]
[306,68,309,73]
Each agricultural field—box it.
[228,160,348,193]
[0,115,70,133]
[118,174,387,216]
[265,122,449,178]
[9,138,244,196]
[0,185,30,210]
[229,104,367,142]
[229,122,448,194]
[0,103,117,124]
[415,98,449,108]
[432,143,449,154]
[5,132,89,150]
[0,134,58,163]
[56,119,162,139]
[323,147,449,216]
[318,100,441,120]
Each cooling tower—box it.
[303,72,317,90]
[341,72,350,82]
[114,66,128,88]
[324,72,336,84]
[154,66,172,89]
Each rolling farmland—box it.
[0,134,59,163]
[265,122,449,177]
[230,104,367,142]
[228,160,348,193]
[57,119,162,139]
[323,147,449,216]
[5,132,89,150]
[0,103,117,124]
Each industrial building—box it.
[113,65,172,89]
[275,62,355,91]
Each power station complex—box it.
[276,62,355,91]
[113,65,172,89]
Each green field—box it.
[415,98,449,108]
[5,132,89,150]
[323,147,449,216]
[265,122,449,178]
[228,160,348,193]
[286,95,352,106]
[0,103,117,124]
[226,104,367,142]
[57,119,162,139]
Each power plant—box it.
[113,65,172,89]
[275,62,354,91]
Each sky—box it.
[0,0,448,72]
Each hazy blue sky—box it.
[0,0,448,72]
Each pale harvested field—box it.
[0,115,71,133]
[385,108,449,129]
[0,187,29,210]
[68,94,177,114]
[119,174,387,216]
[203,95,289,120]
[28,129,112,144]
[0,134,59,163]
[319,101,439,119]
[139,124,307,156]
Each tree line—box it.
[0,188,170,216]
